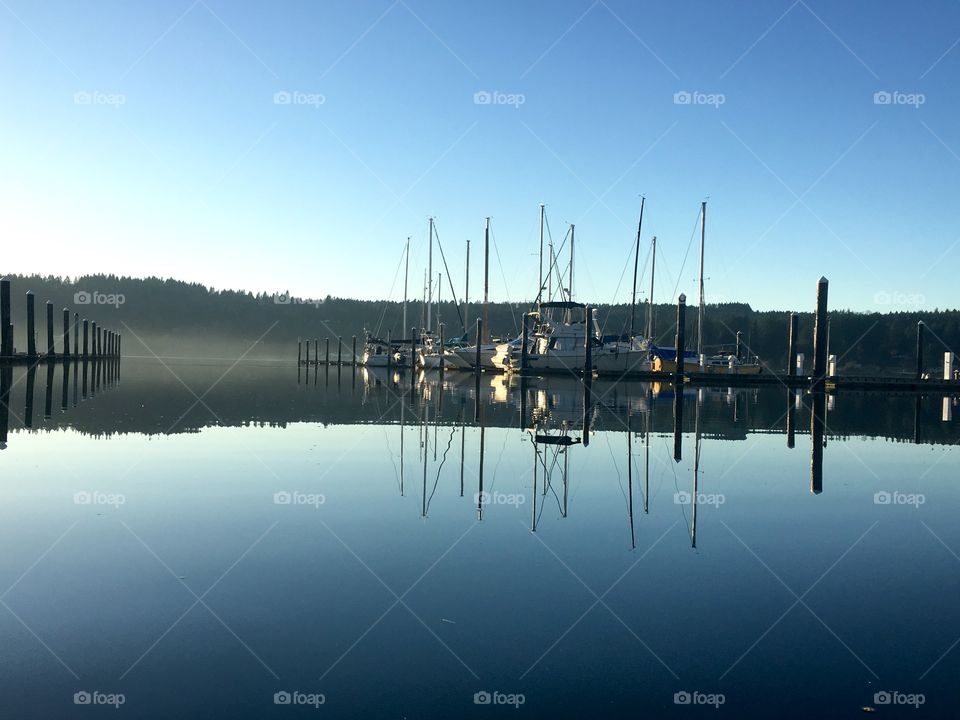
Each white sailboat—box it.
[362,236,416,368]
[453,217,503,370]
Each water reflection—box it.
[1,358,959,718]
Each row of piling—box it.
[297,336,360,366]
[296,277,957,389]
[0,279,121,362]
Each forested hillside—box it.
[2,273,957,375]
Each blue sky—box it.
[1,0,959,311]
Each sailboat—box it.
[652,202,761,374]
[362,236,416,368]
[592,197,656,376]
[452,217,504,370]
[417,218,473,370]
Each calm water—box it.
[0,359,957,718]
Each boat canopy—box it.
[539,301,586,310]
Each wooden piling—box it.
[0,279,10,358]
[305,337,310,365]
[26,291,36,357]
[735,331,743,361]
[90,321,97,358]
[675,294,687,381]
[787,312,798,376]
[438,325,444,371]
[521,313,529,372]
[73,313,79,356]
[46,301,55,356]
[916,321,924,380]
[62,308,70,357]
[97,326,102,357]
[475,319,482,373]
[325,338,330,365]
[313,339,318,365]
[811,277,829,391]
[82,320,89,357]
[352,336,357,366]
[338,337,343,365]
[584,306,593,376]
[298,338,302,365]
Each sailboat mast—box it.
[548,231,554,302]
[483,217,490,344]
[427,217,434,332]
[630,196,645,337]
[437,272,442,335]
[647,236,656,339]
[464,239,470,337]
[403,236,410,336]
[538,203,545,307]
[569,224,575,302]
[697,202,706,358]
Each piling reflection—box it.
[359,370,856,548]
[0,358,121,448]
[811,391,825,495]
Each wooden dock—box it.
[0,278,121,365]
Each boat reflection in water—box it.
[345,364,897,549]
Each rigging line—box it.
[490,227,519,333]
[602,238,653,337]
[550,226,571,298]
[545,449,565,516]
[372,395,402,493]
[535,212,555,302]
[430,224,465,330]
[670,207,703,303]
[604,431,628,506]
[601,243,636,336]
[373,243,410,337]
[425,424,456,513]
[486,421,511,494]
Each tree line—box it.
[1,273,956,374]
